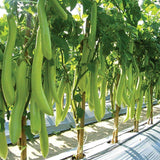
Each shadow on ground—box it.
[7,105,160,160]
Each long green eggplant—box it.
[1,14,16,105]
[9,61,29,144]
[31,28,53,115]
[50,0,68,20]
[40,112,49,158]
[116,68,125,107]
[30,98,41,135]
[0,88,8,159]
[38,0,52,60]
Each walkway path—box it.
[7,105,160,160]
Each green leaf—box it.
[24,125,34,141]
[52,34,69,62]
[74,94,82,102]
[19,14,25,23]
[70,0,77,11]
[87,62,95,72]
[80,0,92,13]
[76,107,84,118]
[0,117,5,132]
[0,109,3,115]
[125,52,132,61]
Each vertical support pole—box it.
[111,73,120,143]
[19,12,32,160]
[112,104,120,143]
[76,92,85,159]
[148,85,153,124]
[134,114,139,132]
[20,116,27,160]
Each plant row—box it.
[0,0,159,159]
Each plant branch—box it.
[73,68,88,99]
[22,16,38,56]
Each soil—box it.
[7,105,160,160]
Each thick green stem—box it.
[110,86,114,110]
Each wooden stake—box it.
[134,118,139,132]
[20,116,27,160]
[112,104,120,143]
[111,73,120,143]
[148,85,153,124]
[76,92,85,159]
[19,12,32,160]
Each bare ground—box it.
[7,105,160,160]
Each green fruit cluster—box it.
[0,1,69,158]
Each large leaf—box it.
[52,34,69,62]
[24,125,34,141]
[74,94,82,102]
[70,0,77,11]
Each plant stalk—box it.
[148,84,153,124]
[76,92,85,159]
[112,104,120,143]
[111,73,120,143]
[134,115,139,132]
[19,12,32,160]
[20,116,27,160]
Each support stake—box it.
[112,104,120,143]
[148,85,153,124]
[76,92,85,159]
[19,12,32,160]
[20,116,27,160]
